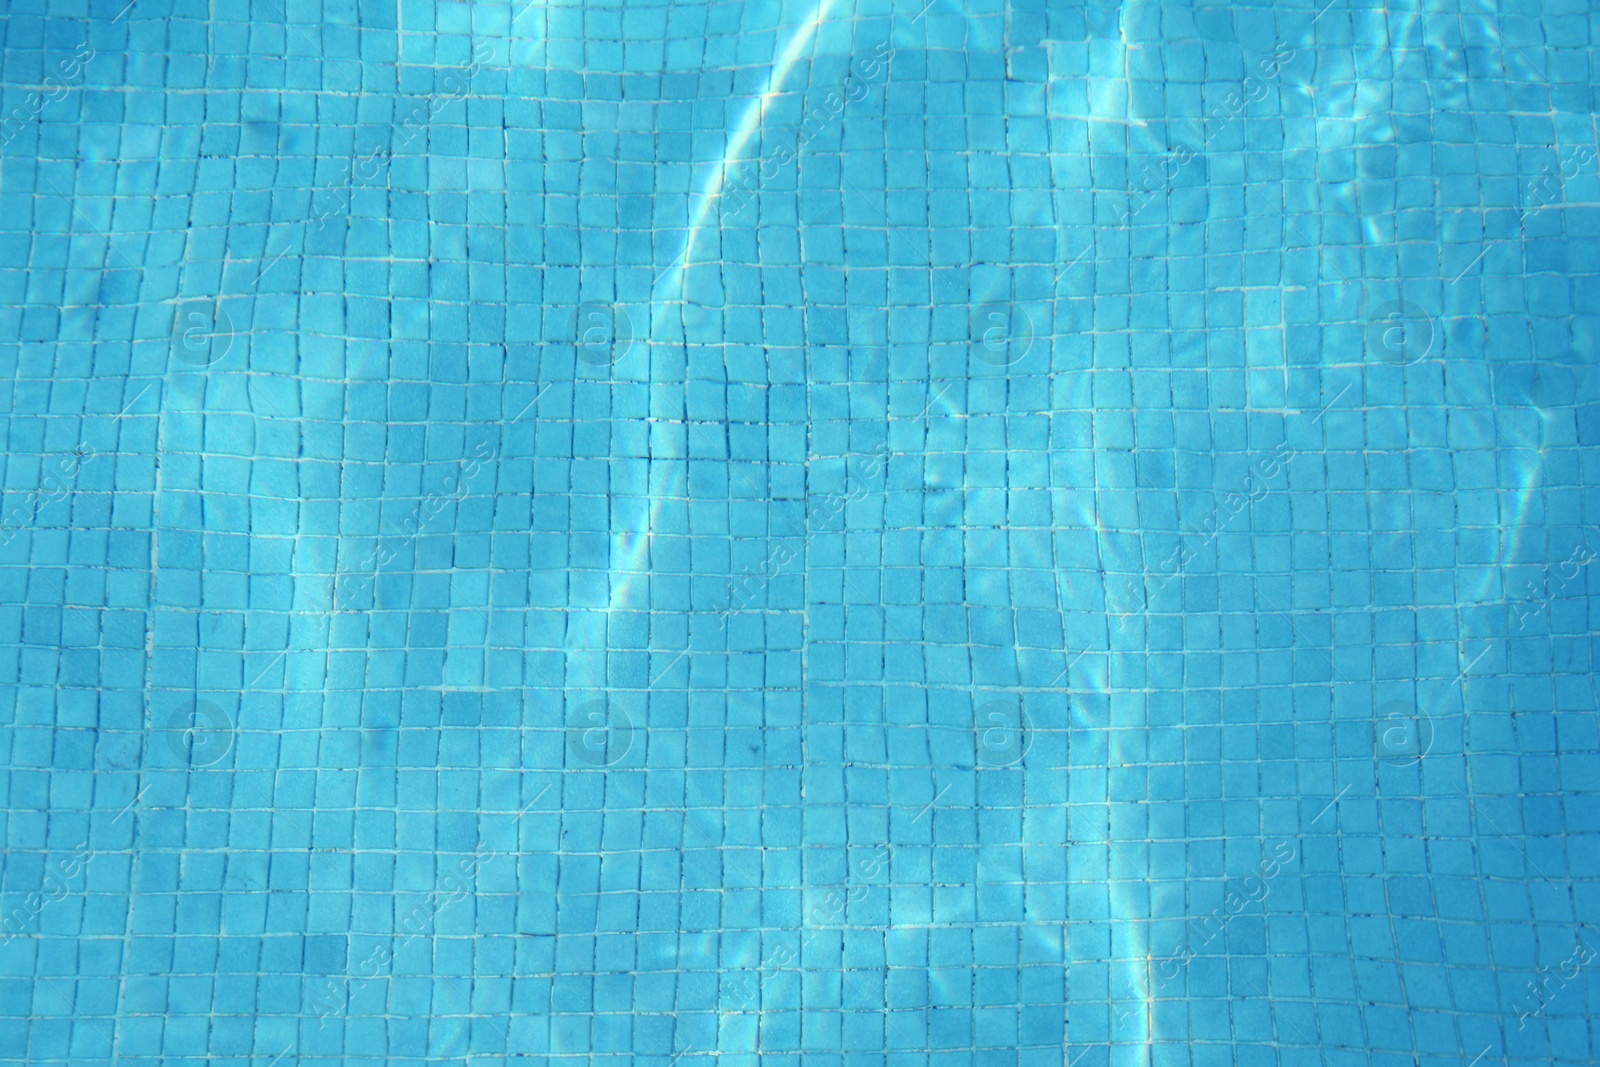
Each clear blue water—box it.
[1,0,1597,1064]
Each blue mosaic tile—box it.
[0,0,1597,1064]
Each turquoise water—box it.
[1,0,1598,1064]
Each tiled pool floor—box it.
[1,0,1598,1064]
